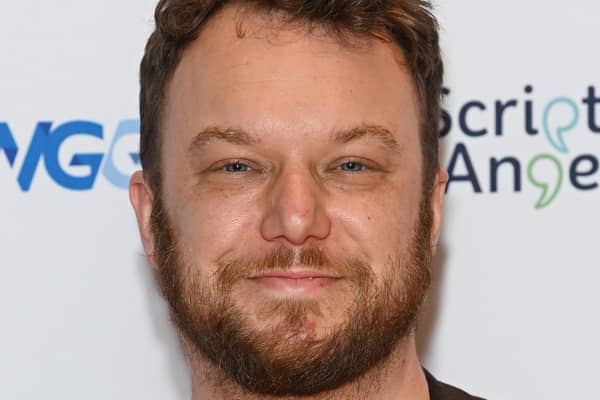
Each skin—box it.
[130,5,448,400]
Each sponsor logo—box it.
[442,85,600,208]
[0,119,139,190]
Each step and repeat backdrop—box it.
[1,1,598,399]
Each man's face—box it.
[132,5,445,396]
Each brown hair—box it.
[139,0,443,194]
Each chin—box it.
[236,295,350,339]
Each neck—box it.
[187,335,428,400]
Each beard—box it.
[150,193,433,397]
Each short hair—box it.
[139,0,443,194]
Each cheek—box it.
[329,176,422,265]
[171,189,261,266]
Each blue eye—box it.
[339,161,365,172]
[224,162,250,173]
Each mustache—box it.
[216,245,375,290]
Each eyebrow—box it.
[188,126,260,155]
[331,124,401,151]
[188,124,401,155]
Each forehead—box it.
[163,5,419,148]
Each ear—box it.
[429,168,448,254]
[129,170,157,269]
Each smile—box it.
[249,270,342,294]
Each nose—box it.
[260,170,331,245]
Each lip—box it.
[250,269,341,279]
[249,269,342,294]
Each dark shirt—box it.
[425,369,486,400]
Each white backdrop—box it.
[1,1,598,399]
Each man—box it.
[129,0,484,398]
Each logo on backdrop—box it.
[442,85,600,209]
[0,119,140,191]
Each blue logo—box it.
[0,119,140,191]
